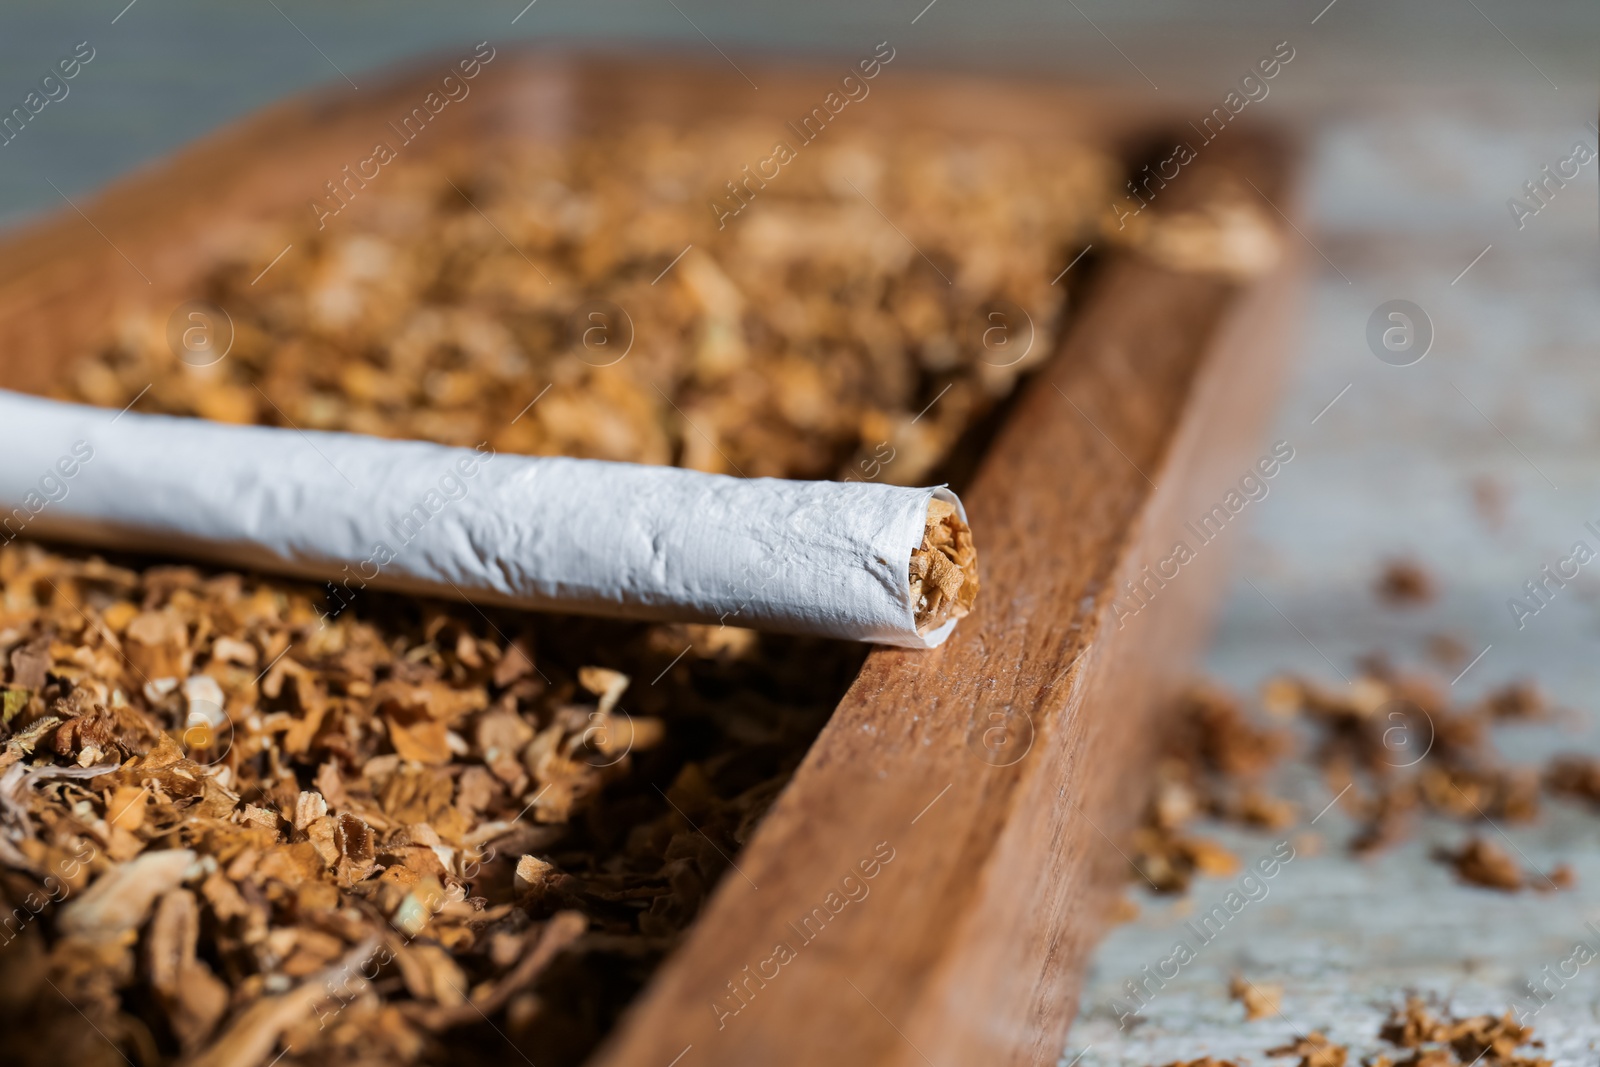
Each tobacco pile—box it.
[1,123,1115,1067]
[63,124,1114,487]
[0,550,868,1067]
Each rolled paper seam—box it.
[0,391,971,648]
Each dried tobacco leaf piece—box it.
[1130,823,1239,894]
[333,811,377,882]
[304,815,340,866]
[1228,975,1282,1021]
[1437,837,1524,891]
[513,853,569,906]
[57,849,196,938]
[0,687,30,724]
[51,701,119,766]
[1544,753,1600,806]
[393,941,468,1007]
[106,783,149,831]
[493,635,536,687]
[123,609,190,680]
[1186,685,1288,778]
[1348,781,1418,856]
[1229,789,1296,830]
[145,888,230,1052]
[210,635,258,667]
[1479,680,1547,722]
[8,636,50,691]
[1376,559,1436,606]
[390,875,450,939]
[293,788,328,830]
[1390,1050,1455,1067]
[1436,835,1573,894]
[1265,1031,1348,1067]
[577,666,629,713]
[1379,996,1450,1047]
[1445,1012,1539,1064]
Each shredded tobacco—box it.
[1129,686,1291,895]
[1152,997,1552,1067]
[1123,645,1589,901]
[1127,658,1581,900]
[0,550,922,1054]
[1115,577,1588,1063]
[0,551,865,1067]
[1378,997,1548,1067]
[1,122,1116,1067]
[910,497,979,634]
[60,127,1114,487]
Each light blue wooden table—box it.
[1070,82,1600,1066]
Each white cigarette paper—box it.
[0,391,970,648]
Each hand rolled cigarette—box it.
[0,391,978,648]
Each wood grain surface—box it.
[593,138,1300,1065]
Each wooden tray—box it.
[0,48,1301,1067]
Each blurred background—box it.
[1,0,1597,224]
[4,1,1600,1063]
